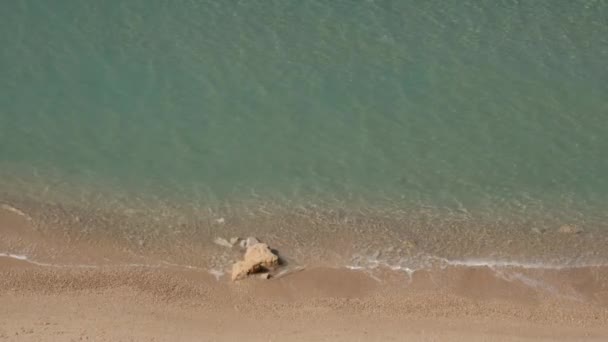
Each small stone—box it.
[371,250,380,259]
[239,239,247,249]
[558,225,583,234]
[531,227,545,234]
[229,237,240,245]
[213,237,233,248]
[215,217,225,224]
[403,239,417,249]
[259,273,271,280]
[245,236,260,248]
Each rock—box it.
[213,237,233,248]
[259,273,271,280]
[231,243,280,281]
[245,236,260,248]
[123,208,137,215]
[214,217,225,224]
[229,237,241,245]
[531,227,545,234]
[231,261,254,281]
[558,225,583,234]
[403,239,417,249]
[237,236,260,249]
[244,243,279,268]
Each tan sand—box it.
[2,204,608,341]
[2,258,608,341]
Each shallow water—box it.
[1,1,608,270]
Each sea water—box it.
[1,1,607,271]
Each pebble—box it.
[245,236,260,248]
[213,237,233,248]
[558,225,583,234]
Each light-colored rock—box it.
[231,243,280,281]
[245,236,260,248]
[259,273,271,280]
[403,239,417,249]
[213,237,233,248]
[231,261,254,281]
[214,217,225,224]
[123,208,137,215]
[531,227,545,234]
[244,243,278,267]
[238,239,247,249]
[558,225,583,234]
[229,237,241,245]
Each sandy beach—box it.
[2,204,608,341]
[2,263,608,341]
[3,0,608,340]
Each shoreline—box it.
[2,195,608,267]
[2,199,608,340]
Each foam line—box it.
[438,257,608,270]
[0,252,98,268]
[0,252,208,272]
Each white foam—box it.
[345,265,365,270]
[438,257,608,270]
[208,269,224,281]
[0,252,99,268]
[159,260,206,271]
[344,253,607,301]
[350,250,608,272]
[345,252,608,289]
[0,252,28,260]
[0,204,32,220]
[0,252,211,272]
[493,269,585,302]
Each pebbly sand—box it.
[2,203,608,341]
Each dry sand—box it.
[2,204,608,341]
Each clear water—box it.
[1,1,607,216]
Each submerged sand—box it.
[2,201,608,341]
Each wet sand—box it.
[2,202,608,341]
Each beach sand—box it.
[2,204,608,341]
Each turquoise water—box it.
[1,1,608,212]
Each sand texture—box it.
[2,203,608,341]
